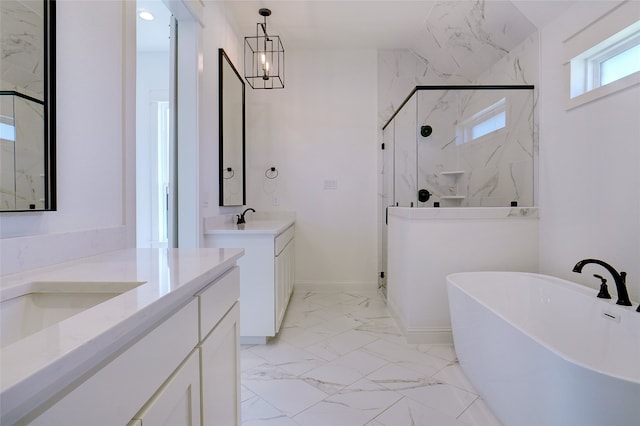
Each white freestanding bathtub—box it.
[447,271,640,426]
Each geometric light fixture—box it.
[244,8,285,89]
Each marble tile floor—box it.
[240,288,503,426]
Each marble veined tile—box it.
[345,300,390,321]
[280,306,327,329]
[241,394,299,426]
[398,382,478,420]
[297,291,359,307]
[294,379,403,426]
[418,344,458,362]
[307,314,364,335]
[432,363,479,394]
[241,384,257,403]
[300,349,389,394]
[330,349,388,377]
[458,397,504,426]
[246,342,326,376]
[362,338,450,376]
[241,348,270,372]
[305,329,379,361]
[289,289,319,301]
[366,363,439,392]
[240,288,501,425]
[354,316,405,344]
[276,323,335,349]
[371,397,469,426]
[300,363,365,395]
[242,362,296,383]
[242,376,328,418]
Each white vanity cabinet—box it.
[197,269,241,425]
[205,221,295,343]
[29,267,241,426]
[275,226,295,333]
[128,349,202,426]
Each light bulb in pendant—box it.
[263,61,270,80]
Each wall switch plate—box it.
[323,179,338,190]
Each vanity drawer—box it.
[197,267,240,340]
[31,300,199,425]
[275,226,295,256]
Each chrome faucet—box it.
[572,259,632,307]
[236,208,255,225]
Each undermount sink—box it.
[0,281,144,349]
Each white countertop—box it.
[0,247,243,423]
[205,219,295,236]
[389,206,539,220]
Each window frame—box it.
[588,31,640,90]
[566,12,640,110]
[457,97,507,146]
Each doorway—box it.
[136,0,173,248]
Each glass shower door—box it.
[394,93,418,207]
[379,120,395,295]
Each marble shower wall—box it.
[1,0,44,97]
[0,94,44,209]
[416,88,534,207]
[1,0,46,209]
[378,0,539,208]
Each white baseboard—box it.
[404,327,453,344]
[387,297,453,344]
[240,336,269,345]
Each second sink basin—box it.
[0,281,144,349]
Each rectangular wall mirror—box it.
[218,48,245,206]
[0,0,56,211]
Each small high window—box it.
[458,98,506,145]
[570,21,640,99]
[0,118,16,142]
[599,40,640,86]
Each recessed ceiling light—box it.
[139,10,154,21]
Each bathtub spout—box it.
[572,259,632,306]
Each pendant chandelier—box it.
[244,8,285,89]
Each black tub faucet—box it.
[572,259,632,306]
[236,208,255,225]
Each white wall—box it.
[0,0,136,275]
[538,1,640,302]
[245,49,379,288]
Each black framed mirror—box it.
[0,0,56,211]
[218,48,245,206]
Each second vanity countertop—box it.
[204,212,295,236]
[205,220,294,235]
[0,247,243,423]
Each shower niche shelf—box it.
[440,172,465,201]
